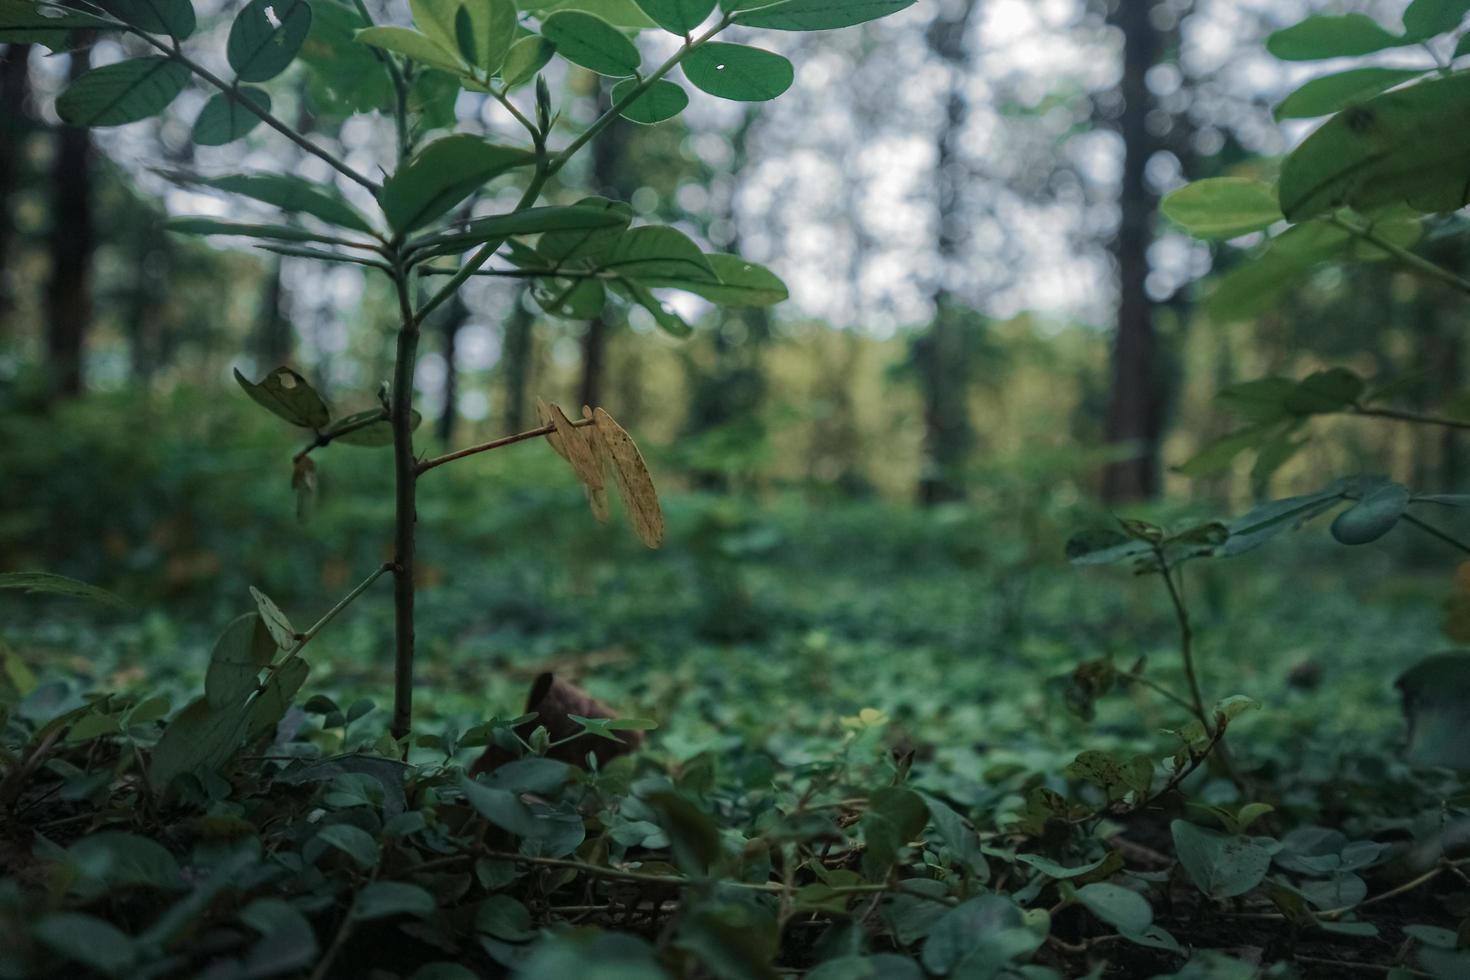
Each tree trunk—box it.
[578,84,628,410]
[1101,0,1163,502]
[255,256,293,366]
[44,50,95,400]
[917,0,979,505]
[437,292,468,444]
[0,43,34,331]
[501,289,533,432]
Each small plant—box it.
[2,0,918,771]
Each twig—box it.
[417,417,594,475]
[1330,215,1470,298]
[1402,513,1470,557]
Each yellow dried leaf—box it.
[549,403,604,491]
[592,408,664,549]
[536,398,569,462]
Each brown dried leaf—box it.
[588,486,610,524]
[549,403,604,491]
[536,398,569,462]
[592,408,664,549]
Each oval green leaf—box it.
[1161,178,1281,240]
[541,10,641,76]
[612,76,689,123]
[635,0,715,33]
[1266,14,1411,61]
[229,0,314,83]
[107,0,194,38]
[1276,67,1428,120]
[192,87,271,146]
[733,0,917,31]
[1331,480,1410,545]
[56,57,190,127]
[683,42,793,101]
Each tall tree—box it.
[1101,0,1165,501]
[44,49,95,399]
[436,291,469,444]
[0,43,34,332]
[916,0,980,504]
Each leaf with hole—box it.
[0,1,119,51]
[229,0,313,82]
[683,42,793,101]
[234,367,331,430]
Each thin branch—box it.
[1402,512,1470,557]
[298,563,393,646]
[293,410,392,463]
[1346,405,1470,432]
[1117,668,1199,716]
[128,31,382,195]
[417,417,594,475]
[1155,559,1210,733]
[1330,214,1470,298]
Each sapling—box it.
[1,0,921,779]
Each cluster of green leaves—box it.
[1161,0,1469,322]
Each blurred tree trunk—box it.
[916,0,978,505]
[437,291,468,444]
[256,256,293,366]
[501,289,534,432]
[579,84,628,410]
[1101,0,1163,501]
[44,49,95,400]
[125,229,169,382]
[0,43,34,331]
[683,109,772,490]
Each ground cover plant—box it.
[4,0,1470,978]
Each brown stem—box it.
[417,417,594,475]
[390,261,420,743]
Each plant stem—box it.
[298,563,392,645]
[1347,406,1470,431]
[1156,561,1210,732]
[129,31,381,195]
[417,417,593,475]
[293,411,392,464]
[1330,215,1470,298]
[390,258,420,743]
[1117,669,1198,716]
[1402,512,1470,556]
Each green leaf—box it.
[317,824,380,868]
[1276,67,1429,120]
[1161,178,1282,240]
[1076,883,1153,932]
[353,881,435,919]
[67,831,183,899]
[600,225,717,282]
[1279,73,1470,221]
[247,656,309,739]
[0,571,126,608]
[542,10,641,76]
[502,34,555,86]
[1014,852,1116,880]
[205,613,276,709]
[33,914,136,976]
[239,898,318,975]
[921,895,1036,976]
[636,0,715,33]
[106,0,194,38]
[1176,424,1276,478]
[1266,14,1411,60]
[922,794,987,878]
[409,0,517,73]
[1064,529,1152,566]
[234,366,331,429]
[806,956,923,980]
[525,0,656,29]
[643,253,787,306]
[1285,367,1364,414]
[298,0,396,116]
[1404,0,1470,39]
[674,901,779,980]
[149,696,251,789]
[0,1,119,52]
[683,42,793,102]
[56,57,190,127]
[168,217,361,247]
[192,87,271,146]
[413,204,629,255]
[539,197,633,262]
[250,586,296,650]
[1331,479,1410,545]
[380,134,537,233]
[861,785,927,865]
[327,407,423,446]
[356,26,464,73]
[734,0,917,31]
[476,894,536,940]
[647,791,722,875]
[1398,653,1470,769]
[188,173,375,234]
[229,0,314,83]
[612,77,689,123]
[1171,820,1272,899]
[1219,488,1345,556]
